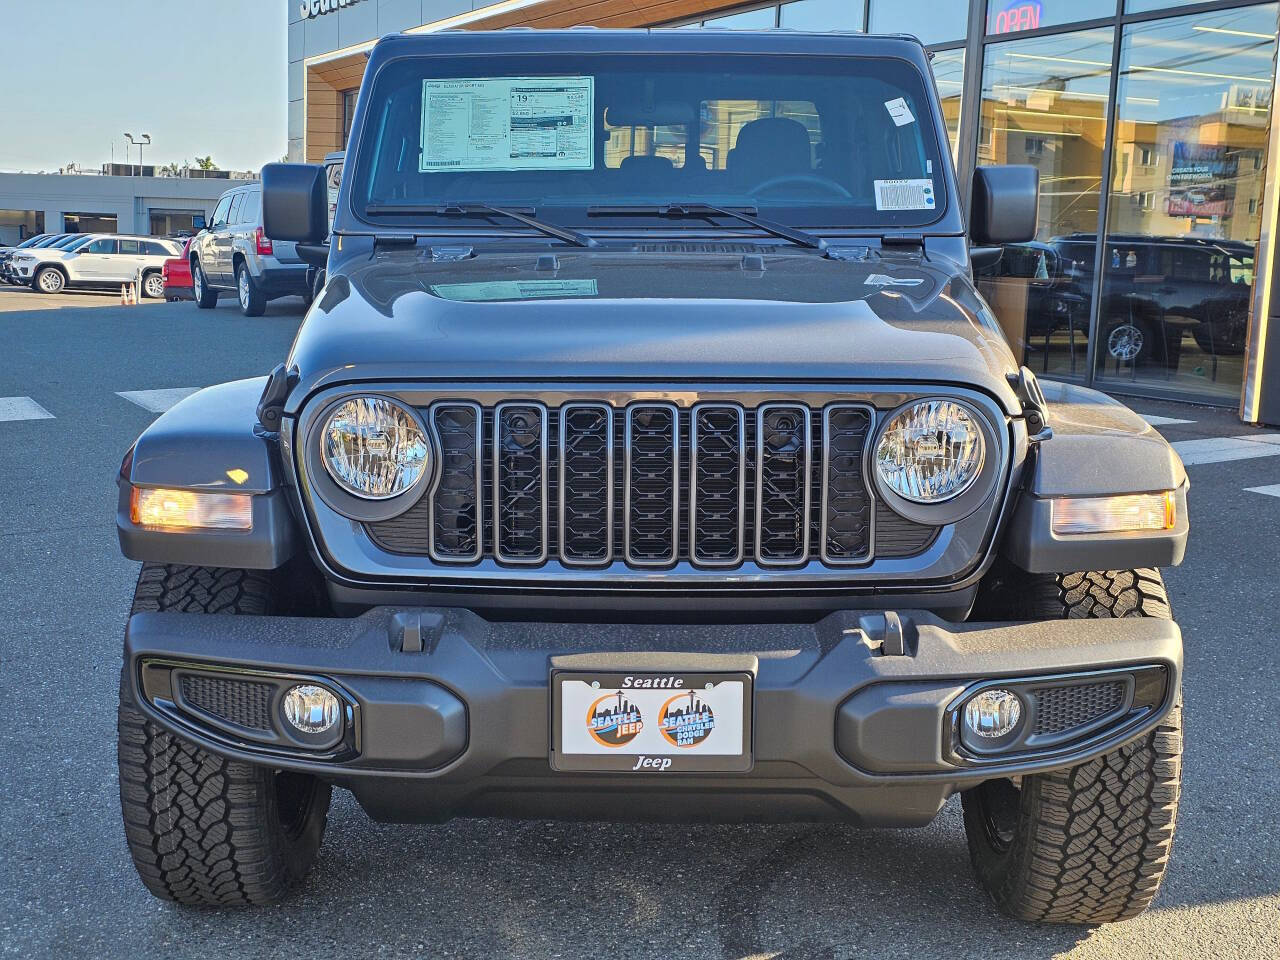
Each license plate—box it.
[550,671,753,773]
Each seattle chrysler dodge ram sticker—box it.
[420,76,594,172]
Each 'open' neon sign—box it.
[990,0,1042,34]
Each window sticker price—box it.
[420,76,595,173]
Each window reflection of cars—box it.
[975,240,1090,372]
[987,234,1253,369]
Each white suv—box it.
[13,234,181,297]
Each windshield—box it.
[350,53,945,231]
[64,235,96,251]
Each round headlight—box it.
[321,396,430,499]
[875,399,984,504]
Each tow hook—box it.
[856,611,917,657]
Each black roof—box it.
[370,27,930,63]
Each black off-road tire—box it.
[117,564,331,905]
[963,565,1182,924]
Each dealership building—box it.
[288,0,1280,424]
[0,170,251,245]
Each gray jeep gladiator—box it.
[115,29,1188,923]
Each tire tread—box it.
[117,563,329,906]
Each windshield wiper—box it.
[364,202,597,248]
[587,202,827,253]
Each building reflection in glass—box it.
[1095,4,1276,399]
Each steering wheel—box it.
[748,173,853,199]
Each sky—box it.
[0,0,286,174]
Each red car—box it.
[162,238,193,301]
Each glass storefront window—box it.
[986,0,1116,36]
[1095,4,1277,400]
[780,0,865,31]
[976,28,1114,378]
[869,0,968,46]
[930,48,966,162]
[704,7,777,28]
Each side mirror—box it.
[262,162,328,244]
[970,165,1038,246]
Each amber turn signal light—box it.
[1050,491,1176,536]
[130,487,253,532]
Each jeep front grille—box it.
[367,399,937,570]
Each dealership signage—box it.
[300,0,367,18]
[989,0,1042,34]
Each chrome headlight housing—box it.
[874,399,985,504]
[320,396,430,500]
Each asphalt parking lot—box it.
[0,288,1278,959]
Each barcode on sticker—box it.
[874,179,936,211]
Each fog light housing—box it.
[963,689,1023,739]
[282,684,340,735]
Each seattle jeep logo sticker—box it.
[658,690,716,748]
[586,691,643,747]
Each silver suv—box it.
[189,182,310,316]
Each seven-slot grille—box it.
[368,400,930,570]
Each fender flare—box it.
[116,378,299,569]
[1001,380,1189,573]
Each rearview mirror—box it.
[969,165,1038,246]
[262,162,328,244]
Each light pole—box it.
[124,133,151,175]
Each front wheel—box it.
[117,564,331,905]
[35,266,65,294]
[142,271,165,300]
[964,566,1182,923]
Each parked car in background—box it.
[162,238,194,301]
[0,234,54,284]
[11,234,180,296]
[305,150,345,301]
[1,233,77,284]
[188,182,311,316]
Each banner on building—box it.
[1167,142,1235,217]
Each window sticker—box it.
[420,77,594,173]
[430,279,599,302]
[884,97,915,127]
[874,179,936,211]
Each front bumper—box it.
[125,607,1181,827]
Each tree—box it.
[195,155,218,171]
[159,161,182,177]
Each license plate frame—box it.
[550,670,753,773]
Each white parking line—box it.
[1245,484,1280,499]
[1138,414,1195,427]
[116,388,200,413]
[1172,435,1280,466]
[0,396,55,422]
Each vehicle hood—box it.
[14,248,74,262]
[286,245,1022,414]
